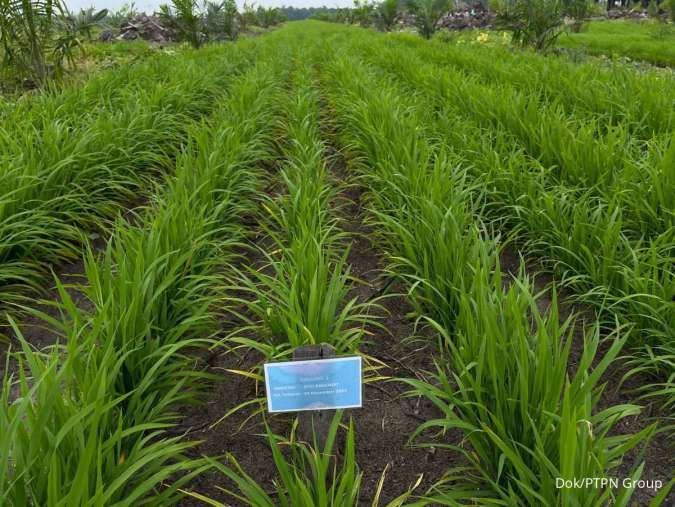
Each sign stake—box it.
[293,343,335,450]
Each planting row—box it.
[0,43,290,503]
[319,30,662,505]
[1,21,672,505]
[390,31,674,138]
[334,27,674,408]
[0,40,263,325]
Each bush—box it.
[406,0,452,38]
[374,0,399,31]
[203,0,239,41]
[171,0,203,48]
[0,0,88,87]
[563,0,591,32]
[492,0,565,51]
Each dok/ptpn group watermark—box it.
[556,477,665,491]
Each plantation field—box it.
[1,20,674,506]
[558,20,675,67]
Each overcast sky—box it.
[65,0,353,13]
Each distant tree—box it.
[406,0,451,38]
[222,0,239,39]
[256,6,285,27]
[0,0,87,85]
[375,0,399,30]
[61,7,109,41]
[240,0,257,30]
[280,5,340,21]
[352,0,375,26]
[106,2,139,28]
[204,1,225,38]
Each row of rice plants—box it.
[351,35,672,237]
[0,41,264,324]
[0,53,288,504]
[341,31,674,408]
[191,35,422,504]
[320,38,658,505]
[1,43,240,128]
[227,52,375,362]
[189,49,389,506]
[351,29,671,243]
[389,31,674,138]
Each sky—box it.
[65,0,353,13]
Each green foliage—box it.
[223,0,239,39]
[203,413,362,506]
[322,22,669,498]
[105,2,138,28]
[188,412,418,506]
[374,0,399,31]
[406,0,451,38]
[0,44,287,504]
[559,19,675,66]
[255,5,285,28]
[563,0,590,32]
[1,20,672,506]
[352,0,375,27]
[203,0,239,40]
[647,0,659,18]
[0,0,79,86]
[405,278,654,504]
[344,26,674,407]
[170,0,203,48]
[239,0,257,30]
[61,7,108,42]
[492,0,565,50]
[670,0,675,21]
[227,60,375,360]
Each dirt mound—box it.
[437,5,495,30]
[103,15,176,42]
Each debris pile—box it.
[607,8,649,20]
[100,15,176,42]
[437,5,495,30]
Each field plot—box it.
[1,20,673,506]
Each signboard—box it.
[264,356,362,413]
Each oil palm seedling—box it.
[406,0,451,39]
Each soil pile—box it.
[437,5,495,30]
[100,15,176,42]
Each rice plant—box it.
[319,38,658,504]
[0,41,261,329]
[0,53,288,503]
[185,412,419,506]
[405,271,654,504]
[373,30,675,139]
[1,20,671,506]
[227,57,376,360]
[338,29,674,407]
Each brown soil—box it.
[175,121,460,505]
